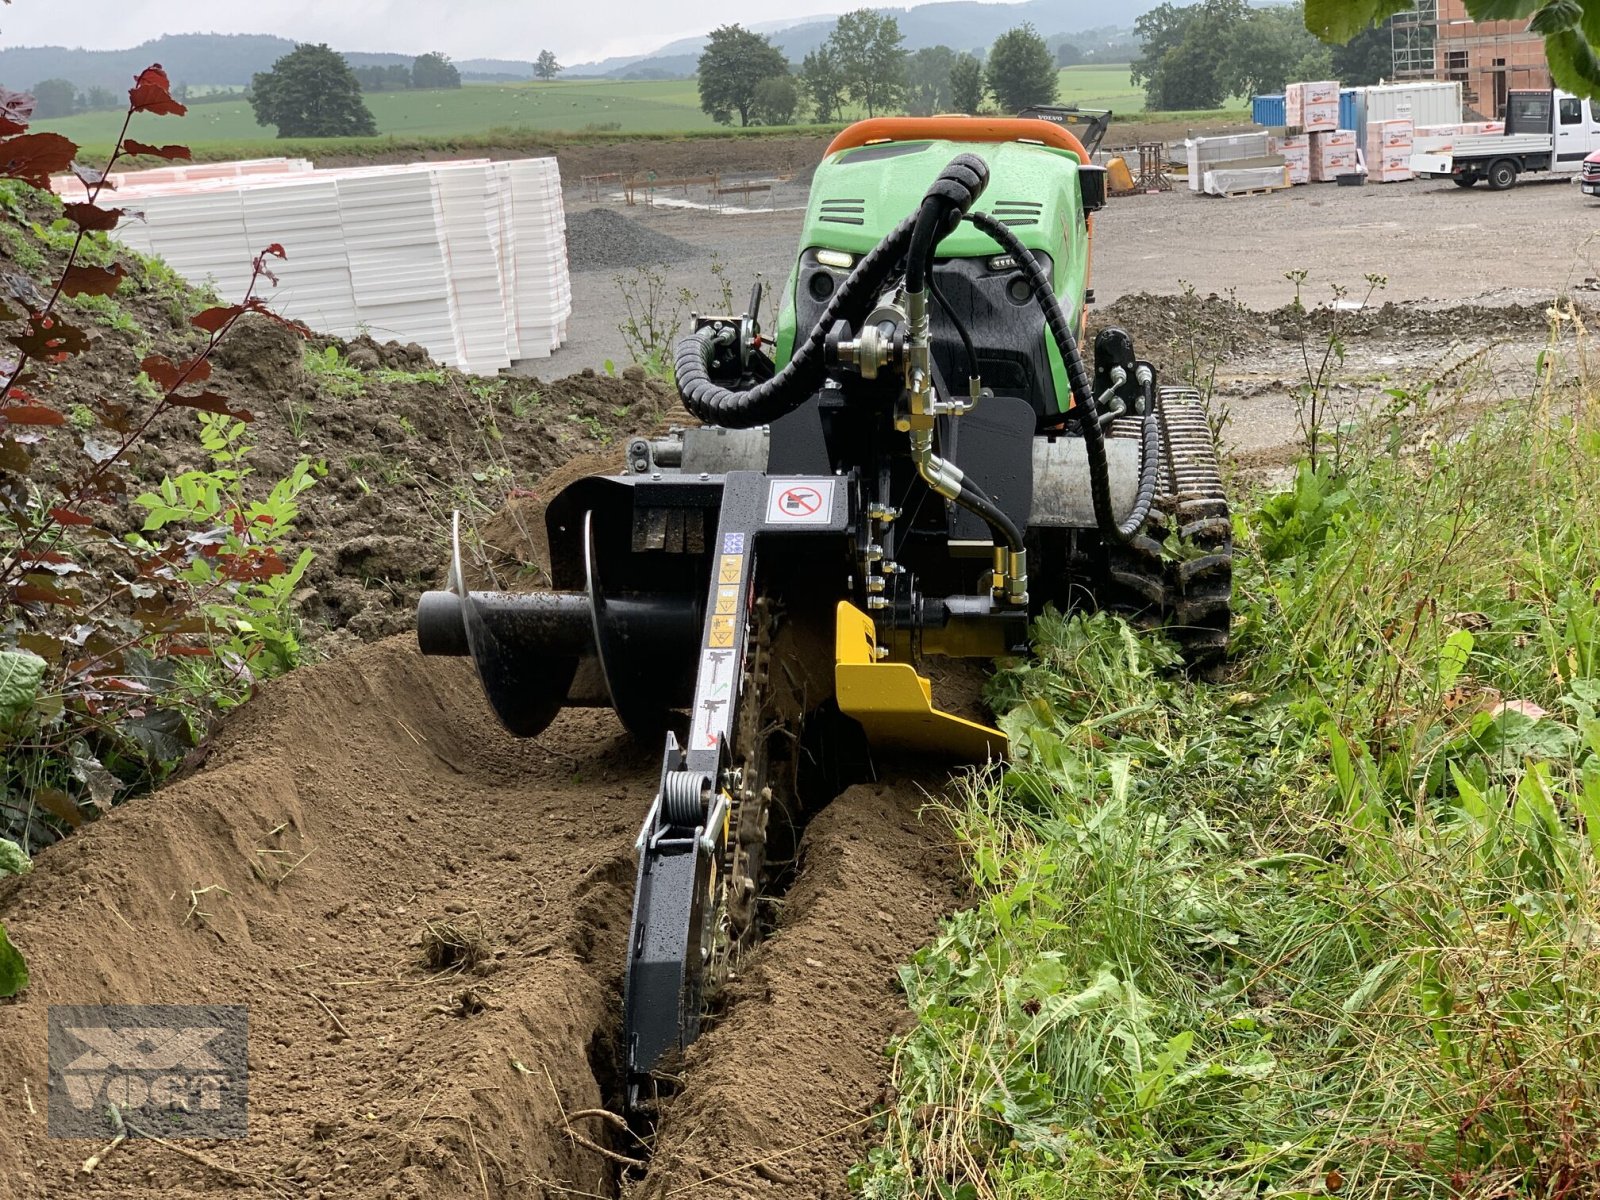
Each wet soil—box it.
[0,640,961,1199]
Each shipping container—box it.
[1339,89,1359,134]
[1253,94,1286,127]
[1350,82,1464,145]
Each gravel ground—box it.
[539,170,1597,461]
[563,207,700,271]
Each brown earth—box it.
[631,777,963,1198]
[1,197,677,649]
[315,135,838,185]
[0,637,962,1199]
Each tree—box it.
[697,25,789,127]
[250,44,378,138]
[907,45,956,116]
[83,86,119,111]
[1131,0,1248,111]
[950,53,985,115]
[831,9,907,119]
[32,79,79,119]
[534,50,563,80]
[1332,18,1394,86]
[411,52,461,89]
[753,75,799,125]
[799,46,847,122]
[986,24,1058,112]
[1220,4,1331,98]
[1056,42,1084,68]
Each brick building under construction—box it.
[1391,0,1551,117]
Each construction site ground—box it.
[561,170,1598,474]
[1,143,1595,1200]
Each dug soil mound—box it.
[1094,289,1584,374]
[0,639,961,1198]
[0,193,677,650]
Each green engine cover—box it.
[772,138,1091,414]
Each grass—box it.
[1054,64,1146,113]
[34,68,1248,163]
[859,311,1600,1199]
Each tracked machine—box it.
[416,118,1232,1107]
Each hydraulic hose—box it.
[906,154,990,295]
[674,155,992,431]
[674,213,917,429]
[964,209,1161,545]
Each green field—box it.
[34,79,723,148]
[1054,63,1146,112]
[35,67,1156,151]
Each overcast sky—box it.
[0,0,889,64]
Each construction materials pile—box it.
[1185,131,1287,197]
[50,157,571,375]
[1413,121,1507,156]
[1246,79,1474,188]
[1366,120,1415,183]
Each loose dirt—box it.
[632,777,963,1198]
[7,134,1595,1200]
[0,637,959,1199]
[1,194,678,648]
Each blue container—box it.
[1339,88,1359,134]
[1252,94,1286,127]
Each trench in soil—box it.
[0,636,966,1200]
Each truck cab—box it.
[1507,89,1600,167]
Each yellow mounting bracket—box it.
[834,601,1007,761]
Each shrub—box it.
[0,67,316,993]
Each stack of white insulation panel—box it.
[52,157,570,373]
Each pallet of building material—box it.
[1364,119,1415,183]
[1273,133,1312,185]
[1185,132,1274,191]
[99,157,574,374]
[1311,129,1359,182]
[1286,80,1339,133]
[1202,166,1290,196]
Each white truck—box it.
[1412,88,1600,189]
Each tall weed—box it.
[859,315,1600,1199]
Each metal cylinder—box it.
[416,590,595,659]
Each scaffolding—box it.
[1391,0,1439,79]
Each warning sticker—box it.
[709,614,737,648]
[715,585,738,615]
[690,648,736,749]
[765,479,835,526]
[717,553,744,585]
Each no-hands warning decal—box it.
[765,479,835,526]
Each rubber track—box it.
[1106,388,1233,666]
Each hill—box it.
[0,33,539,91]
[0,3,1149,92]
[565,0,1156,76]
